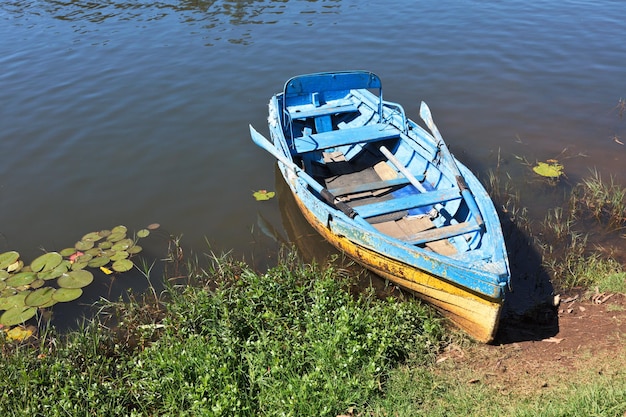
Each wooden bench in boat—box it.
[353,187,461,219]
[294,124,400,154]
[286,99,358,120]
[405,221,481,245]
[328,176,414,196]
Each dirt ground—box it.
[436,290,626,394]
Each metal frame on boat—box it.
[250,71,510,343]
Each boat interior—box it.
[276,73,487,258]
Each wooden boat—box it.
[249,71,510,343]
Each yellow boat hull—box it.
[294,193,502,343]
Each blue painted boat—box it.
[249,71,510,342]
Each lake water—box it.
[1,1,625,319]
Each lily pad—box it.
[31,252,63,273]
[75,240,95,251]
[25,287,56,307]
[52,288,83,303]
[0,306,37,327]
[7,260,23,273]
[60,247,78,257]
[112,239,133,251]
[253,189,276,201]
[532,161,564,178]
[85,248,101,256]
[57,270,94,289]
[0,251,20,270]
[82,231,103,242]
[112,259,133,272]
[137,229,150,238]
[0,288,17,298]
[127,245,142,255]
[0,270,9,281]
[87,256,110,268]
[107,231,126,243]
[147,223,160,230]
[6,272,37,288]
[38,261,70,280]
[98,241,113,250]
[110,251,129,261]
[30,279,45,289]
[70,261,88,271]
[111,225,127,234]
[0,292,29,311]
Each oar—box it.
[249,125,371,227]
[419,102,484,228]
[379,145,441,217]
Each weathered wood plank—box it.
[295,124,400,153]
[355,187,461,218]
[406,221,481,245]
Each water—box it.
[1,1,625,322]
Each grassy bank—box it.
[0,252,443,416]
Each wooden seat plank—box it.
[406,221,481,245]
[329,177,413,196]
[354,187,461,219]
[295,124,400,153]
[287,101,358,120]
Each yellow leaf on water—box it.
[533,161,564,178]
[253,190,276,201]
[5,326,34,342]
[100,266,113,275]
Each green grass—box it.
[0,251,443,417]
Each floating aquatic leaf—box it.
[532,161,564,178]
[38,261,70,280]
[127,245,142,255]
[57,270,93,289]
[112,259,133,272]
[31,252,63,273]
[52,288,82,303]
[137,229,150,238]
[75,240,94,251]
[107,231,126,243]
[0,270,9,281]
[99,229,112,238]
[0,281,5,291]
[111,225,127,234]
[30,279,45,290]
[0,251,20,270]
[6,272,37,288]
[147,223,160,230]
[88,256,110,268]
[7,260,22,273]
[81,231,103,242]
[85,248,101,256]
[110,251,129,261]
[253,189,276,201]
[100,266,113,275]
[0,291,30,311]
[25,287,56,307]
[112,239,133,251]
[5,325,35,342]
[0,306,37,327]
[98,241,113,250]
[70,261,88,271]
[60,247,77,257]
[0,288,17,298]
